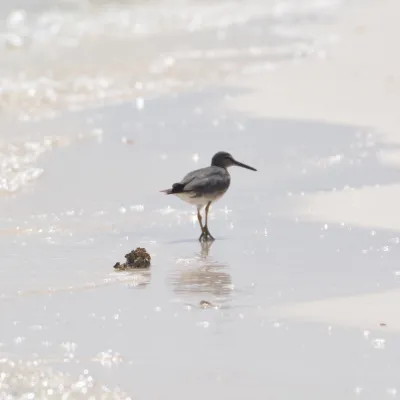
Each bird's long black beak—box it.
[232,158,257,171]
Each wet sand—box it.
[1,0,400,398]
[1,90,399,398]
[226,0,400,341]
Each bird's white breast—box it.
[175,191,226,207]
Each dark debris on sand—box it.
[113,247,151,270]
[200,300,213,308]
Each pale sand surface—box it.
[1,0,400,398]
[227,0,400,335]
[268,289,400,333]
[227,0,400,145]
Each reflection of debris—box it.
[126,271,152,289]
[200,300,213,308]
[113,247,151,270]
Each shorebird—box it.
[161,151,257,241]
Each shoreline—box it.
[226,0,400,232]
[226,0,400,144]
[224,0,400,332]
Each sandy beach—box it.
[1,0,400,398]
[226,0,400,334]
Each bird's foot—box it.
[199,227,215,242]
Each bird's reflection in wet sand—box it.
[170,241,232,300]
[198,239,213,259]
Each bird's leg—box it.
[204,202,215,241]
[197,207,206,241]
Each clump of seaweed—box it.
[113,247,151,270]
[199,300,213,309]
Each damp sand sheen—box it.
[1,0,400,398]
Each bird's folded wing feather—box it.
[181,168,227,195]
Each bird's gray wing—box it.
[181,167,229,197]
[178,168,207,185]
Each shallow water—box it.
[0,0,340,196]
[1,88,399,398]
[0,0,339,120]
[1,0,400,399]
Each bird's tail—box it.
[160,183,185,195]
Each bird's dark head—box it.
[211,151,257,171]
